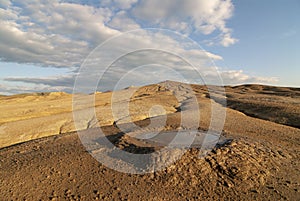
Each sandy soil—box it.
[223,84,300,128]
[0,85,178,148]
[0,81,299,200]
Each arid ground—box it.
[0,81,299,200]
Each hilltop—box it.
[0,81,299,200]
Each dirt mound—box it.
[0,132,297,200]
[223,85,300,128]
[1,82,300,200]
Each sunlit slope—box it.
[0,85,180,148]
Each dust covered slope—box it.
[0,85,179,148]
[0,111,299,200]
[0,82,300,200]
[223,85,300,128]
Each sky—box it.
[0,0,299,94]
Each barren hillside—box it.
[0,81,299,200]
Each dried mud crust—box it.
[1,82,299,148]
[0,82,300,200]
[0,132,299,201]
[223,85,300,128]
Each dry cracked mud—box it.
[0,81,299,200]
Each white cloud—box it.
[204,69,279,85]
[0,0,119,67]
[3,68,279,95]
[0,0,237,69]
[132,0,237,43]
[108,11,140,31]
[219,32,239,47]
[2,28,227,94]
[114,0,138,10]
[0,0,10,8]
[5,74,75,88]
[1,0,267,94]
[0,82,71,95]
[99,0,138,10]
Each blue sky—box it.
[0,0,299,94]
[209,0,300,87]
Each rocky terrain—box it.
[0,81,299,200]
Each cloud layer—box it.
[0,0,278,94]
[0,0,237,68]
